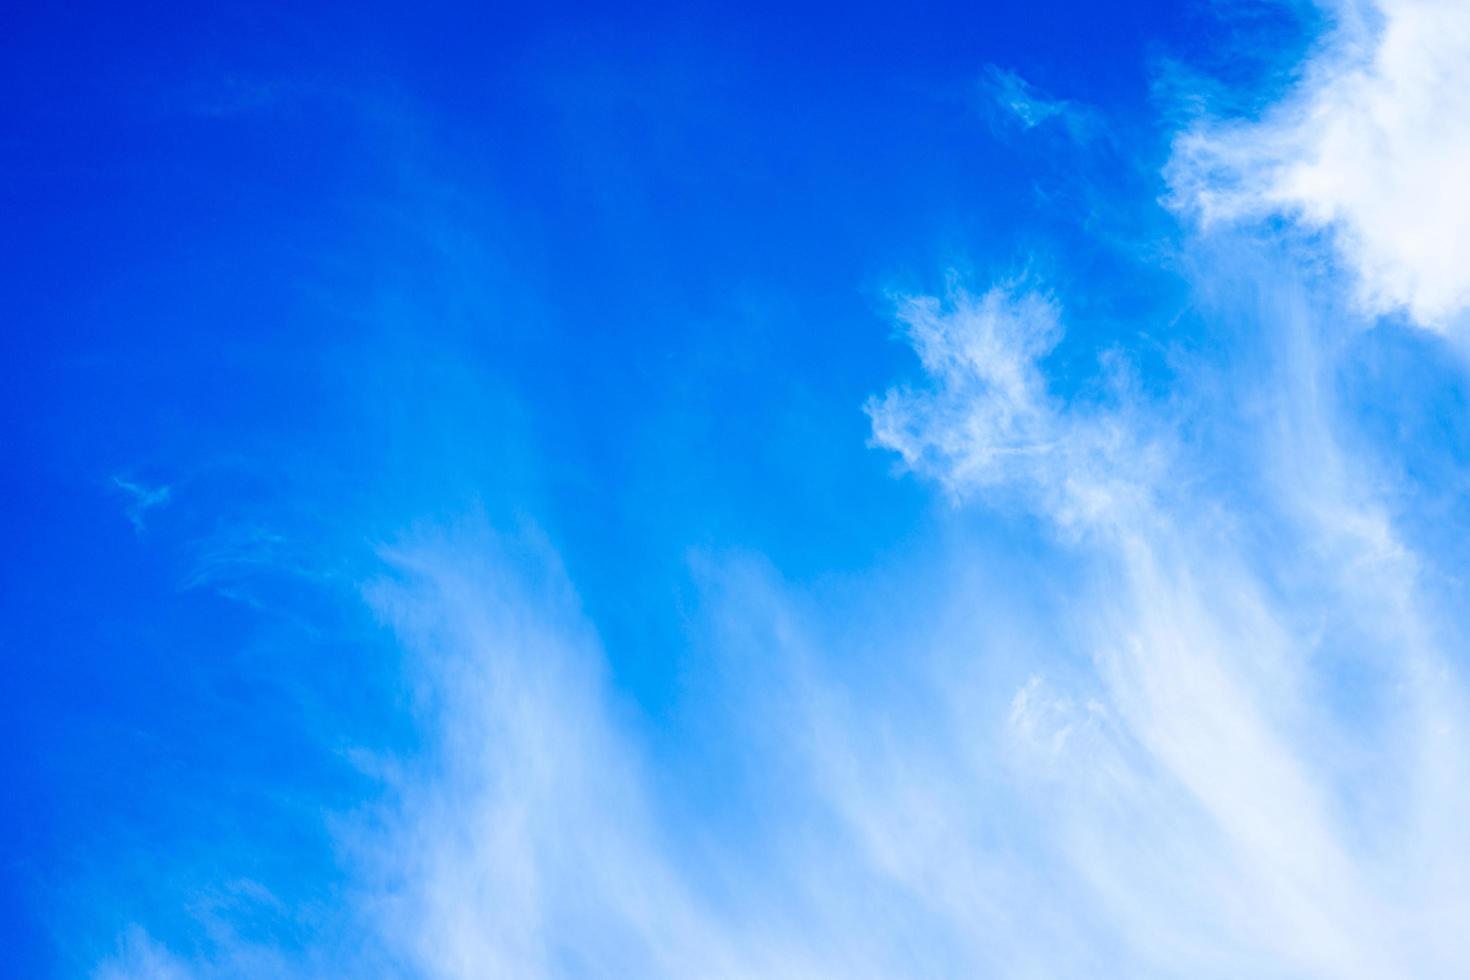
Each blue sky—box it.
[7,0,1470,976]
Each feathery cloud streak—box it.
[85,3,1470,978]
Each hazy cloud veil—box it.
[83,1,1470,977]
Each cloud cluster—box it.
[352,264,1470,977]
[90,5,1470,977]
[1168,0,1470,331]
[865,280,1156,530]
[101,254,1470,978]
[858,263,1470,976]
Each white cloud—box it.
[331,267,1470,979]
[97,266,1470,978]
[1168,0,1470,331]
[94,929,192,980]
[986,66,1068,129]
[858,265,1470,976]
[352,527,754,978]
[87,10,1470,972]
[982,66,1100,143]
[865,279,1158,531]
[111,476,171,534]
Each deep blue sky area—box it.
[0,2,1327,975]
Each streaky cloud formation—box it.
[1169,0,1470,330]
[865,280,1155,528]
[99,271,1470,977]
[865,259,1470,976]
[984,67,1069,129]
[355,526,761,979]
[35,2,1470,978]
[982,66,1102,144]
[111,477,172,535]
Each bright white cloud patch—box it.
[865,282,1155,529]
[1169,0,1470,330]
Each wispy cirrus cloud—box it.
[865,279,1157,529]
[352,525,762,979]
[85,4,1470,978]
[97,253,1470,979]
[859,260,1470,976]
[982,66,1103,143]
[111,476,171,534]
